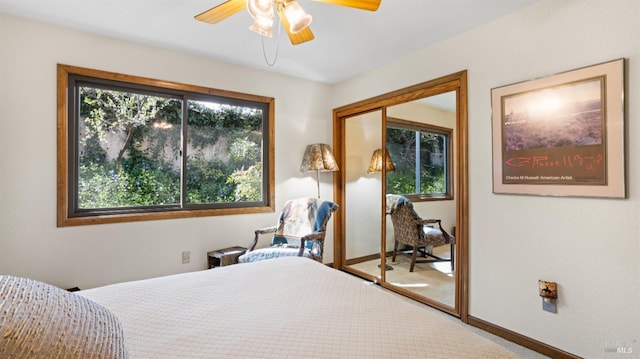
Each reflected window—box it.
[386,119,452,200]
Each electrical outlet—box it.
[182,251,190,264]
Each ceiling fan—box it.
[195,0,381,46]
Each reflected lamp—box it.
[367,148,395,173]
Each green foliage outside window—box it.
[386,125,449,197]
[77,87,264,210]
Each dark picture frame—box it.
[491,58,625,198]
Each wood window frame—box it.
[57,64,275,227]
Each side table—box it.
[207,246,246,269]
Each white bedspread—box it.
[78,257,518,358]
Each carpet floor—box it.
[349,245,455,307]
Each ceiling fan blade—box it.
[313,0,381,11]
[277,7,315,45]
[195,0,246,24]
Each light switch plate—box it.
[542,299,556,313]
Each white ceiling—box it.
[0,0,539,84]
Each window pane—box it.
[386,127,417,194]
[419,131,446,193]
[186,100,264,204]
[386,126,448,196]
[77,86,182,209]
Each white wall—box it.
[333,0,640,357]
[0,14,336,289]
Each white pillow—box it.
[0,275,129,358]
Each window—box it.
[386,118,452,200]
[57,64,274,226]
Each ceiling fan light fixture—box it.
[247,0,274,36]
[249,18,274,37]
[283,0,312,34]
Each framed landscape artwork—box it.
[491,58,625,198]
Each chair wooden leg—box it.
[410,246,418,272]
[392,240,399,262]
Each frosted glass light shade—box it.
[249,18,273,37]
[247,0,274,37]
[283,1,312,34]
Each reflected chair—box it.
[238,197,339,263]
[386,194,454,272]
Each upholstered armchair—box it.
[386,194,454,272]
[238,197,339,263]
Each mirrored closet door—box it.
[332,71,468,318]
[342,110,384,284]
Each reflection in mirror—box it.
[343,110,383,281]
[386,119,452,200]
[384,91,457,308]
[346,92,457,309]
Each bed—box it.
[1,257,519,358]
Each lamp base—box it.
[377,264,393,271]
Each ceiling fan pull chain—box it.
[261,18,282,66]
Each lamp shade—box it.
[300,144,339,172]
[367,148,395,173]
